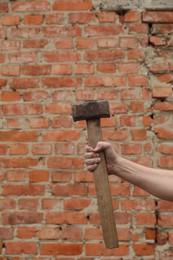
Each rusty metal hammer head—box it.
[72,100,110,122]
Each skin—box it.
[85,141,173,202]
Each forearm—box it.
[114,157,173,201]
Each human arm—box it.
[85,142,173,202]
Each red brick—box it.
[145,228,156,240]
[45,103,71,114]
[29,118,50,129]
[154,128,173,139]
[0,131,38,142]
[23,39,48,49]
[142,11,173,23]
[24,91,49,101]
[84,50,125,61]
[32,143,52,154]
[69,13,95,24]
[12,0,51,12]
[97,12,118,23]
[97,63,116,73]
[128,75,148,87]
[85,76,125,87]
[0,144,7,155]
[51,184,87,196]
[0,79,7,88]
[17,227,36,239]
[129,24,149,34]
[61,227,82,240]
[2,184,44,196]
[128,49,145,60]
[111,102,128,113]
[24,14,43,25]
[38,227,59,240]
[130,101,144,112]
[98,90,117,100]
[136,213,156,225]
[8,52,37,63]
[0,28,7,38]
[64,198,91,210]
[52,117,72,128]
[120,116,137,127]
[85,243,129,256]
[22,65,51,76]
[123,10,140,22]
[43,26,81,37]
[118,62,139,73]
[76,90,95,100]
[10,78,39,89]
[0,227,13,239]
[18,198,39,210]
[0,2,8,13]
[9,144,28,155]
[133,244,155,256]
[157,232,168,245]
[45,14,64,24]
[1,40,20,50]
[1,15,20,26]
[55,143,75,155]
[119,37,138,48]
[40,243,82,255]
[157,143,173,154]
[3,104,43,115]
[149,36,166,46]
[5,242,37,255]
[85,25,124,36]
[75,64,94,74]
[131,129,147,140]
[154,101,173,111]
[6,170,26,182]
[103,129,128,141]
[2,212,43,225]
[53,0,92,11]
[29,170,49,182]
[2,65,20,76]
[42,77,81,88]
[46,212,87,224]
[1,91,20,102]
[42,198,61,210]
[76,38,95,49]
[122,144,142,155]
[42,130,81,141]
[158,156,173,168]
[97,38,118,48]
[0,198,15,210]
[152,87,172,98]
[11,28,40,38]
[51,171,72,183]
[52,64,72,74]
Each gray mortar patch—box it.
[93,0,173,10]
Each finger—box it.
[87,164,97,172]
[84,152,99,159]
[85,158,100,166]
[85,145,94,152]
[93,141,110,152]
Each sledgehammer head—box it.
[72,100,110,122]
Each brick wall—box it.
[0,1,173,259]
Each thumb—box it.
[93,141,109,153]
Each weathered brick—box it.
[53,0,92,11]
[40,243,83,255]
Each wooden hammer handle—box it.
[87,119,119,248]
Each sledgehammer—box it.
[72,100,119,248]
